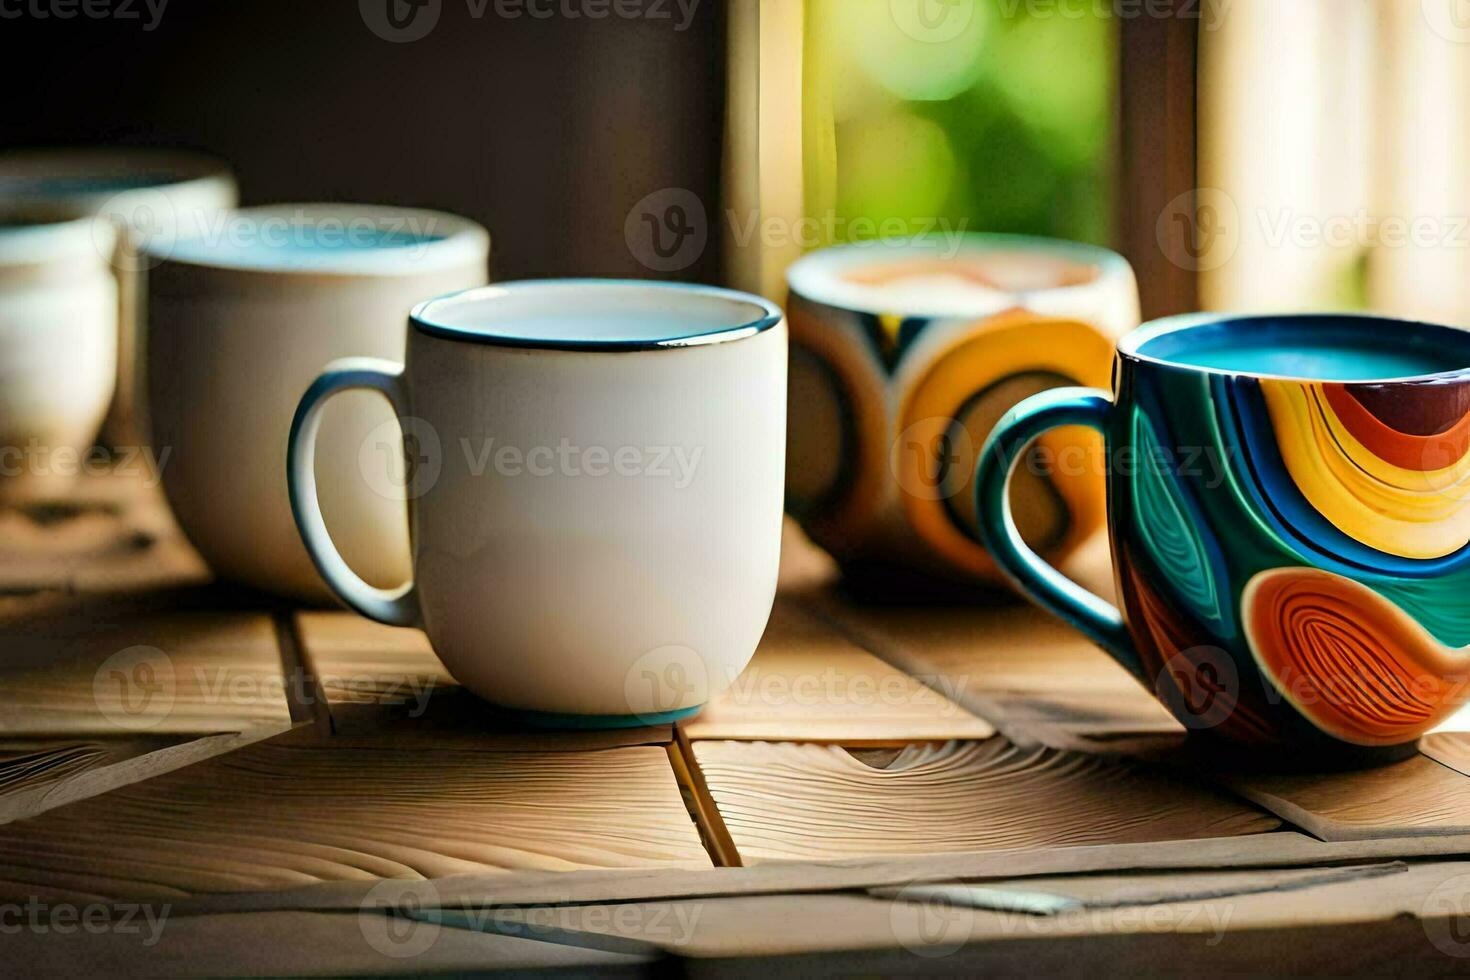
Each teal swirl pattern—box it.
[1114,339,1470,748]
[1129,407,1234,637]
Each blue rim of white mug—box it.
[140,203,490,277]
[0,147,231,203]
[0,211,114,266]
[411,279,785,352]
[784,232,1132,319]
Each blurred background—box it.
[4,0,1468,319]
[0,0,730,282]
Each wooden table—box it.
[6,470,1470,976]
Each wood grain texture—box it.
[1229,753,1470,840]
[681,601,993,743]
[7,908,655,979]
[0,612,292,737]
[0,471,207,600]
[868,862,1409,913]
[158,830,1470,918]
[1421,732,1470,778]
[801,585,1181,747]
[691,739,1277,864]
[474,860,1470,971]
[0,729,711,903]
[294,611,454,732]
[0,730,293,827]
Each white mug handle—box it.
[286,357,420,627]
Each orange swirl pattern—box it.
[1258,380,1470,559]
[1243,567,1470,745]
[1323,384,1470,472]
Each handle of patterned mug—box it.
[287,357,420,628]
[973,386,1145,682]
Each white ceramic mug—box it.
[287,280,787,726]
[146,204,489,601]
[0,212,118,501]
[0,148,238,447]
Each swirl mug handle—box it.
[972,386,1145,683]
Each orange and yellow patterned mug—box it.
[784,234,1139,593]
[978,313,1470,763]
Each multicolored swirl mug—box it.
[784,234,1139,593]
[977,313,1470,762]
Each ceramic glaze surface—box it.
[165,226,448,268]
[416,280,779,348]
[147,204,489,602]
[0,216,117,500]
[783,234,1139,591]
[287,281,787,721]
[0,149,238,447]
[976,312,1470,760]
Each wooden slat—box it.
[461,860,1470,971]
[0,612,291,737]
[293,611,454,733]
[154,828,1470,919]
[1116,0,1200,319]
[681,601,993,743]
[0,606,296,825]
[7,908,655,978]
[0,727,711,903]
[691,739,1277,864]
[867,862,1408,913]
[1228,754,1470,841]
[0,471,207,600]
[0,730,290,827]
[801,586,1180,747]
